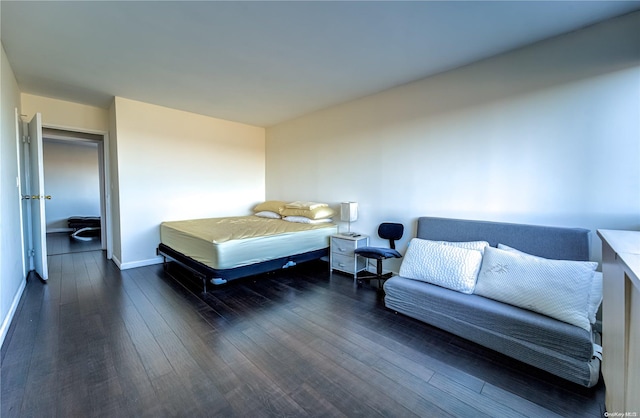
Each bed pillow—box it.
[398,238,484,294]
[285,201,329,210]
[254,211,281,219]
[281,206,335,220]
[497,243,603,324]
[253,200,288,214]
[475,246,597,331]
[283,216,332,224]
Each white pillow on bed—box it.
[497,243,603,324]
[285,201,328,210]
[475,246,597,331]
[399,238,483,294]
[253,200,287,213]
[283,216,332,224]
[281,206,335,220]
[254,211,281,219]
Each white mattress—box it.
[160,216,337,270]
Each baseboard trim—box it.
[118,256,163,270]
[0,278,27,349]
[111,254,122,269]
[47,228,73,234]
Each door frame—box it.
[16,109,30,279]
[40,124,112,260]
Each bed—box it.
[157,215,338,291]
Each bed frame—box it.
[157,243,328,292]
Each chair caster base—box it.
[355,274,390,294]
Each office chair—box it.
[354,222,404,292]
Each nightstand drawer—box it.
[331,237,358,256]
[331,253,366,273]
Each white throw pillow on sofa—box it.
[497,244,603,324]
[436,240,490,253]
[399,239,484,294]
[589,272,603,325]
[475,246,597,331]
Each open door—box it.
[17,109,30,279]
[25,113,48,281]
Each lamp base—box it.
[340,232,360,237]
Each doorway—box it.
[41,127,110,257]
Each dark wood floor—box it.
[46,232,102,255]
[1,250,606,417]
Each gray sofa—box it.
[383,216,601,387]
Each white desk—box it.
[597,229,640,415]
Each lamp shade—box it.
[340,202,358,222]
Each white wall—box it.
[43,140,100,231]
[18,94,266,269]
[1,45,26,346]
[266,12,640,271]
[112,97,266,269]
[21,93,109,132]
[108,100,122,264]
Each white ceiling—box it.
[2,1,639,127]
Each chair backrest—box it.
[378,223,404,249]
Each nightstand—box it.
[330,233,369,279]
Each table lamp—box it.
[340,201,358,236]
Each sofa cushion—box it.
[383,275,597,387]
[475,246,597,331]
[399,238,483,294]
[384,275,595,361]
